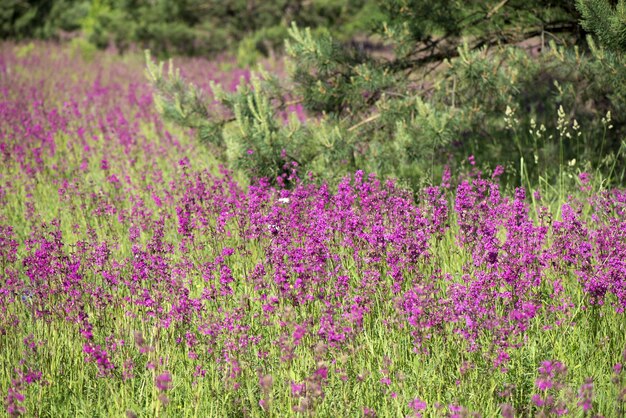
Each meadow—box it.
[1,42,625,417]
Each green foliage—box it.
[1,0,380,59]
[148,1,626,190]
[236,25,288,67]
[69,36,97,61]
[577,0,626,52]
[377,0,581,60]
[0,0,88,39]
[147,40,457,188]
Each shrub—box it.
[148,1,626,190]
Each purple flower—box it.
[314,367,328,381]
[408,397,427,411]
[291,382,305,397]
[155,372,172,391]
[579,172,590,185]
[577,378,594,412]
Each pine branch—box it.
[486,0,509,18]
[348,114,381,132]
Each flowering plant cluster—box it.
[1,43,625,417]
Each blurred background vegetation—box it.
[0,0,382,59]
[3,1,626,192]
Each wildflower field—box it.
[1,43,626,417]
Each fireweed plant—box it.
[1,43,626,417]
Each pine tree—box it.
[148,1,626,189]
[577,0,626,52]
